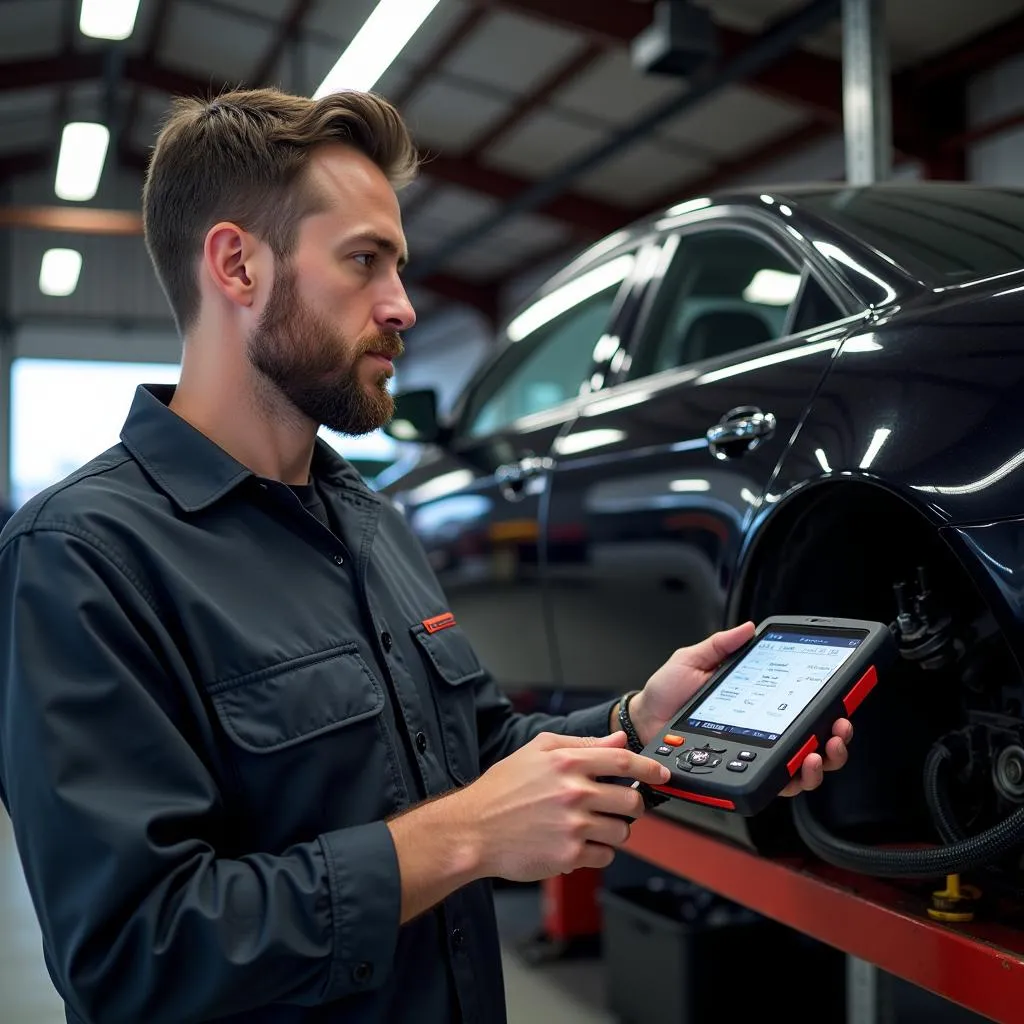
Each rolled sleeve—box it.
[320,820,402,999]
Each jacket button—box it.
[451,927,465,950]
[415,731,427,754]
[381,631,393,651]
[333,553,344,566]
[352,961,372,984]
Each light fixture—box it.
[314,0,443,97]
[815,449,831,473]
[669,479,711,492]
[39,248,83,297]
[79,0,142,41]
[507,254,634,343]
[55,122,109,201]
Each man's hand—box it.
[626,622,853,797]
[448,731,670,883]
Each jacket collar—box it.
[120,383,373,512]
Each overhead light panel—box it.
[80,0,142,40]
[55,122,109,202]
[314,0,443,98]
[39,249,83,297]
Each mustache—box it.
[360,333,404,360]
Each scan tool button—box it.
[727,760,748,772]
[657,745,673,756]
[662,734,685,746]
[687,750,711,766]
[738,751,757,761]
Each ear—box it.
[202,222,263,309]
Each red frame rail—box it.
[627,813,1024,1023]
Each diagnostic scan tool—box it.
[639,616,896,816]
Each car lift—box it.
[622,813,1024,1023]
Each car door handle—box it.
[706,407,776,460]
[496,456,551,502]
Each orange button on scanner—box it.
[662,734,685,746]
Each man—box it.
[0,88,852,1024]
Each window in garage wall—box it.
[10,358,402,509]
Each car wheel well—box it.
[734,481,1024,840]
[735,482,976,628]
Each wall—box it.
[967,52,1024,184]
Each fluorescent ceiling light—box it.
[669,479,710,492]
[743,268,801,306]
[314,0,442,97]
[507,254,635,343]
[815,448,831,473]
[55,122,109,202]
[80,0,141,40]
[39,249,83,297]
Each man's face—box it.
[247,146,416,436]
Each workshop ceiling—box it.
[1,0,1023,322]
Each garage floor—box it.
[0,809,614,1024]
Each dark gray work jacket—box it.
[0,383,615,1024]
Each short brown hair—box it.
[142,87,419,334]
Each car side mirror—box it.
[384,388,445,444]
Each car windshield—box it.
[794,185,1024,284]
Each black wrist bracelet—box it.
[617,689,645,753]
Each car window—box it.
[629,229,839,379]
[464,256,633,438]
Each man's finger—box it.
[833,718,854,744]
[536,730,629,751]
[573,747,671,784]
[822,735,848,772]
[799,752,825,790]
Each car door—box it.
[543,219,863,694]
[389,241,652,690]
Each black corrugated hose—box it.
[791,742,1024,878]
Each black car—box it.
[381,183,1024,886]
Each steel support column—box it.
[842,0,892,183]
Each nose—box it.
[376,278,416,334]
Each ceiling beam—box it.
[416,273,500,321]
[0,205,144,235]
[421,153,626,235]
[0,196,501,316]
[121,0,177,158]
[391,5,489,110]
[0,152,52,180]
[0,52,105,91]
[466,40,605,156]
[638,120,837,217]
[492,0,844,121]
[251,0,316,86]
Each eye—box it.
[353,252,376,268]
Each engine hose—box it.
[923,744,966,845]
[791,790,1024,879]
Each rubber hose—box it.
[923,744,966,845]
[791,791,1024,879]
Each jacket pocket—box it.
[208,643,385,754]
[412,623,486,785]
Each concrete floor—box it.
[0,808,613,1024]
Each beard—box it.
[246,264,404,436]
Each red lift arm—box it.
[627,814,1024,1023]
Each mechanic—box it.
[0,87,853,1024]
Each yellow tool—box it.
[928,873,981,922]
